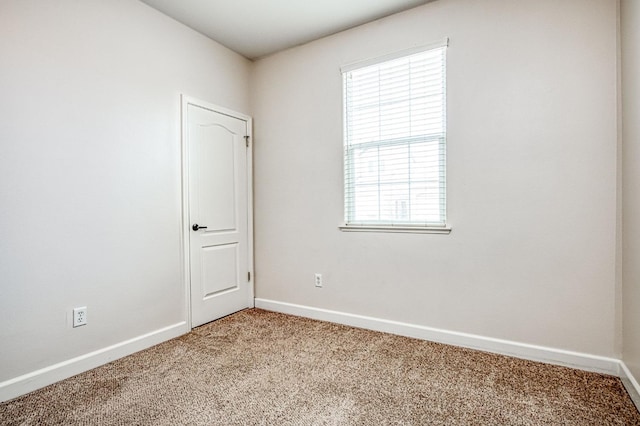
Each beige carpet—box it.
[1,309,639,425]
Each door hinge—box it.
[248,271,251,281]
[244,135,250,147]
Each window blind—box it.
[343,43,447,227]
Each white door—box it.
[186,101,252,327]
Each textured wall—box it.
[0,0,251,385]
[622,0,640,384]
[252,0,618,356]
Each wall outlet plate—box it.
[73,307,87,327]
[315,273,323,287]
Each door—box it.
[185,100,252,327]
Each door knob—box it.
[192,224,208,231]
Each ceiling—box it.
[139,0,431,60]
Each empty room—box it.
[1,0,640,424]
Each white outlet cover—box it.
[73,307,87,327]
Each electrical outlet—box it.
[73,307,87,327]
[314,273,323,287]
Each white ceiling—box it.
[139,0,431,60]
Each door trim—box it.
[180,94,254,330]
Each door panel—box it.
[187,103,250,327]
[201,243,238,297]
[198,125,237,231]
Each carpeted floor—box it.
[1,309,639,425]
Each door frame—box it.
[180,94,254,330]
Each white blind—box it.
[343,44,447,227]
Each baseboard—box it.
[255,299,620,376]
[3,304,629,406]
[0,321,189,403]
[620,361,640,410]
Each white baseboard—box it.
[620,361,640,410]
[255,299,621,376]
[3,303,633,407]
[0,321,189,403]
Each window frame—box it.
[340,39,451,234]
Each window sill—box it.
[339,224,452,234]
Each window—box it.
[342,41,449,233]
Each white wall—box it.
[622,0,640,386]
[252,0,619,356]
[0,0,250,398]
